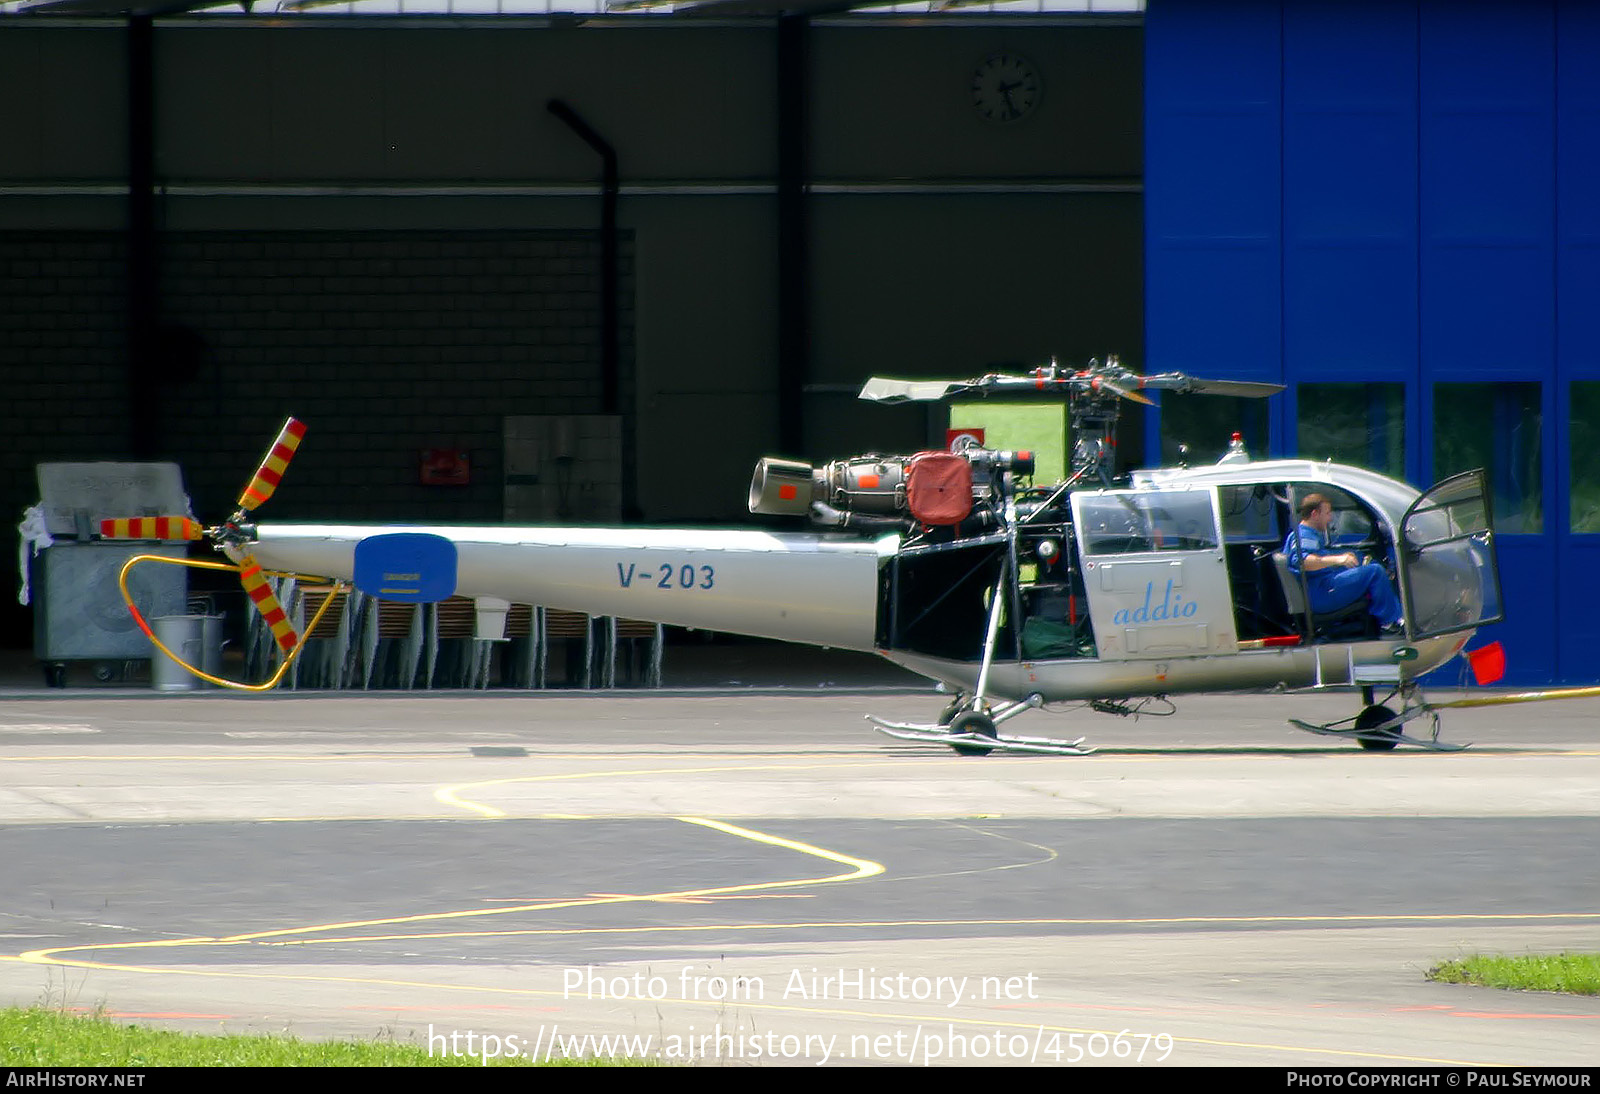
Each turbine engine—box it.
[749,448,1034,531]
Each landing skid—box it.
[869,545,1100,756]
[868,691,1095,756]
[867,714,1095,756]
[1288,699,1469,753]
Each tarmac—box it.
[2,640,1598,1068]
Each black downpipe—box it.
[127,14,158,458]
[776,14,809,456]
[546,99,620,418]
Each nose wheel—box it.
[946,710,999,756]
[1353,703,1401,751]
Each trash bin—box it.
[199,613,225,689]
[151,615,205,692]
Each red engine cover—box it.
[905,452,973,526]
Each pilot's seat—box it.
[1271,553,1375,640]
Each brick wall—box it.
[1,228,634,639]
[1,235,127,463]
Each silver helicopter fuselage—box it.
[240,458,1487,702]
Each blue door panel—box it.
[1418,4,1555,375]
[1145,0,1282,104]
[1557,541,1600,682]
[1560,247,1600,372]
[1554,4,1600,683]
[1146,115,1281,239]
[1148,0,1590,681]
[1283,1,1415,106]
[1422,249,1555,373]
[1420,0,1553,105]
[1147,245,1281,374]
[1283,49,1417,377]
[1285,113,1416,239]
[1285,246,1417,376]
[1413,1,1558,681]
[1472,539,1558,687]
[1558,0,1600,372]
[1146,0,1282,381]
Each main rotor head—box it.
[858,356,1284,486]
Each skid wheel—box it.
[1354,704,1400,751]
[947,710,998,757]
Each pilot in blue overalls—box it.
[1284,493,1404,633]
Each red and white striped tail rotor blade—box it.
[238,553,297,652]
[237,417,307,513]
[98,517,204,540]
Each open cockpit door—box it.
[1070,486,1237,660]
[1399,470,1505,641]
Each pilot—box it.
[1284,493,1404,634]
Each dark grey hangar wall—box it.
[0,15,1142,638]
[1145,0,1600,684]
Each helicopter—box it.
[102,356,1505,755]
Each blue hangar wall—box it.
[1144,0,1600,686]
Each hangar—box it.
[2,0,1593,685]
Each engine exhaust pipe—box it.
[749,457,816,516]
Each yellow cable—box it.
[117,553,347,692]
[1429,685,1600,710]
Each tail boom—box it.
[241,524,893,651]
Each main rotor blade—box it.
[1184,377,1285,398]
[1143,374,1286,398]
[861,369,1284,404]
[858,377,974,403]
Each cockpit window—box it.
[1286,484,1376,546]
[1400,470,1504,639]
[1078,490,1219,556]
[1403,472,1491,548]
[1326,496,1373,545]
[1219,484,1278,542]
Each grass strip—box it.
[0,1007,642,1067]
[1429,953,1600,996]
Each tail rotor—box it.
[99,416,320,674]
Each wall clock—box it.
[971,53,1042,124]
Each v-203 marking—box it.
[616,562,716,591]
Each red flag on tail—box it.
[1467,641,1506,686]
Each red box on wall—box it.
[420,449,470,486]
